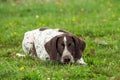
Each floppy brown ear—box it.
[45,36,59,61]
[72,36,86,59]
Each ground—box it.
[0,0,120,80]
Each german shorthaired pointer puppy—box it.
[22,28,86,65]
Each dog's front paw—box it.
[76,58,87,65]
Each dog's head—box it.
[45,34,86,64]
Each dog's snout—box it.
[64,58,70,63]
[63,56,71,63]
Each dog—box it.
[22,28,86,65]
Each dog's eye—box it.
[68,43,72,47]
[61,43,65,47]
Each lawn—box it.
[0,0,120,80]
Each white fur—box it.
[22,28,64,60]
[76,58,86,65]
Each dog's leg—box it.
[22,31,37,57]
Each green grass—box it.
[0,0,120,80]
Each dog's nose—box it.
[63,56,71,63]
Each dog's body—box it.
[22,28,86,65]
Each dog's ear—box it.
[45,36,59,61]
[72,36,86,59]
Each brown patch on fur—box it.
[45,36,60,61]
[39,27,49,31]
[56,36,65,56]
[58,29,69,33]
